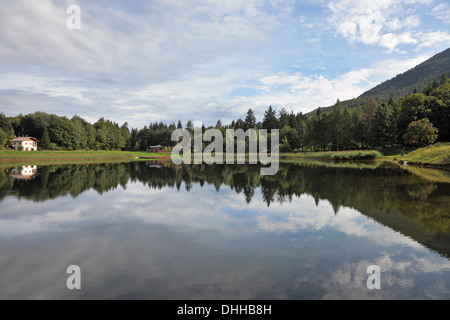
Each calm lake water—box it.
[0,161,449,300]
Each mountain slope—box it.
[307,48,450,116]
[361,48,450,100]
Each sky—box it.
[0,0,449,129]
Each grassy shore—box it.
[2,144,449,167]
[282,144,450,167]
[280,150,382,161]
[399,143,450,166]
[0,150,172,166]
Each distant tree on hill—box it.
[422,79,440,96]
[440,73,448,85]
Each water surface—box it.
[0,161,449,299]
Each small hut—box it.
[147,145,163,153]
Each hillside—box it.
[400,142,450,166]
[307,48,450,116]
[361,48,450,99]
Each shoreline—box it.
[1,149,449,168]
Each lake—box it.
[0,161,449,299]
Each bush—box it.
[402,118,439,148]
[330,150,382,160]
[0,128,8,146]
[280,142,292,153]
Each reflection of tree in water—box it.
[0,163,130,203]
[1,161,449,239]
[0,169,14,193]
[405,183,438,201]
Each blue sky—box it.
[0,0,449,128]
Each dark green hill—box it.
[307,48,450,116]
[361,48,450,100]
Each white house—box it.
[11,137,39,151]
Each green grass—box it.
[329,150,382,160]
[4,145,448,168]
[0,150,172,166]
[280,150,383,161]
[400,143,450,166]
[281,158,383,170]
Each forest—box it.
[0,75,449,153]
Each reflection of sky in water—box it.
[0,181,449,299]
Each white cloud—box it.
[241,53,430,114]
[432,2,450,24]
[0,73,92,103]
[416,31,450,49]
[325,0,436,52]
[379,32,417,52]
[0,0,447,128]
[0,0,297,126]
[0,0,281,82]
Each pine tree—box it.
[244,109,256,131]
[309,108,326,151]
[341,106,353,150]
[298,119,307,151]
[288,111,297,129]
[351,106,364,148]
[235,118,245,130]
[362,96,378,147]
[278,108,289,128]
[186,120,193,132]
[370,104,397,148]
[41,127,51,149]
[262,105,279,130]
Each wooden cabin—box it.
[147,145,163,153]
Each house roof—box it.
[11,137,39,142]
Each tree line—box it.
[0,112,130,151]
[0,75,448,152]
[227,74,449,152]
